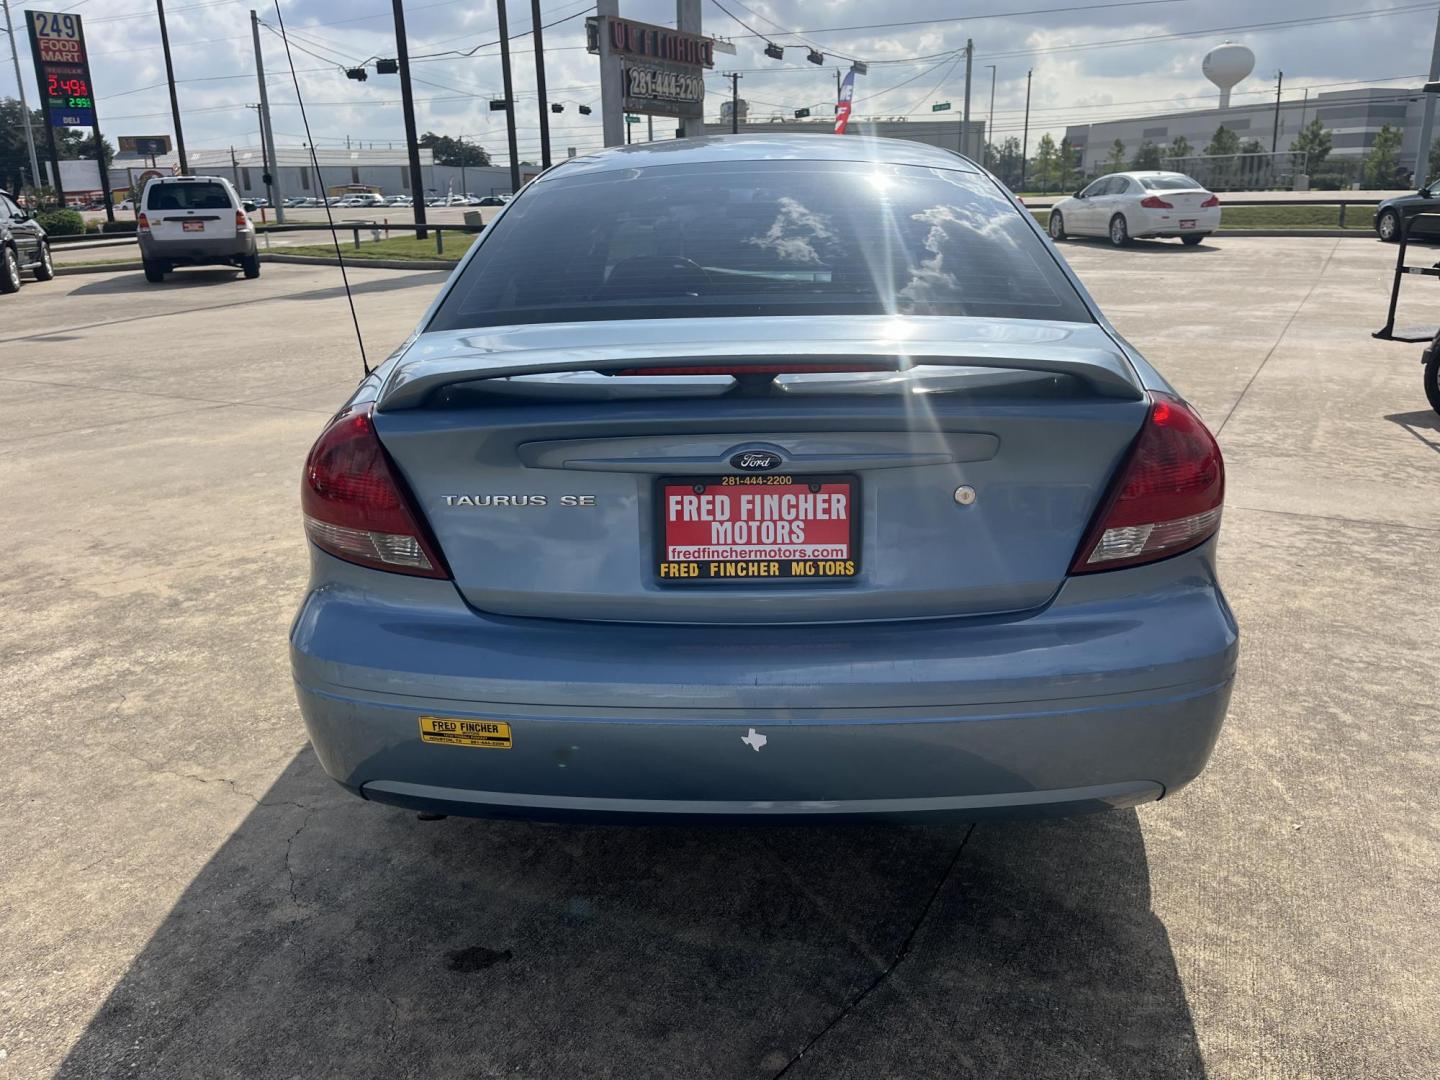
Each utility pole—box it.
[391,0,428,236]
[230,144,240,192]
[1271,70,1283,153]
[1415,10,1440,184]
[835,68,841,113]
[985,64,996,163]
[2,0,41,199]
[459,136,466,197]
[961,39,973,158]
[156,0,189,175]
[648,114,654,142]
[530,0,552,168]
[249,11,285,220]
[726,71,742,133]
[1020,68,1032,191]
[495,0,521,193]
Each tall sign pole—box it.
[3,0,42,195]
[530,0,552,168]
[588,2,713,147]
[249,11,285,220]
[496,0,521,193]
[155,0,189,175]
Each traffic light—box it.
[345,67,368,81]
[578,104,592,115]
[807,49,824,65]
[490,98,510,111]
[375,58,398,75]
[764,43,784,60]
[551,102,564,113]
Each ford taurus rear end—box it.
[289,136,1237,823]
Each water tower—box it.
[1203,42,1255,110]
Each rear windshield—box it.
[146,182,232,210]
[427,160,1091,330]
[1140,174,1203,191]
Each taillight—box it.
[235,209,250,230]
[1070,392,1224,573]
[1139,196,1173,209]
[1200,194,1220,208]
[301,403,449,578]
[137,212,150,233]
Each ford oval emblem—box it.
[731,450,783,472]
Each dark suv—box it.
[0,190,56,293]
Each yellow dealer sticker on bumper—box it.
[418,716,512,749]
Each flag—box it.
[834,69,855,135]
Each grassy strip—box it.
[274,235,476,261]
[1029,203,1378,229]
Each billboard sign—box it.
[119,136,173,156]
[25,10,97,128]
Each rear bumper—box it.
[1133,207,1221,237]
[291,544,1237,823]
[139,233,257,264]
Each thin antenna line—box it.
[270,0,370,376]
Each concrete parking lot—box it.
[2,237,1436,1078]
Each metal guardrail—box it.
[51,219,485,256]
[1020,196,1382,228]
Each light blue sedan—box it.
[291,135,1236,823]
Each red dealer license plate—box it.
[183,220,204,232]
[657,475,859,584]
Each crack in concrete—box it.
[769,823,976,1079]
[110,745,313,811]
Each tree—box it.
[996,136,1023,188]
[0,98,45,191]
[1426,137,1440,185]
[982,141,1000,172]
[62,132,114,169]
[1290,118,1332,173]
[418,132,491,167]
[1363,123,1404,188]
[1204,125,1240,158]
[1167,134,1193,163]
[1104,138,1127,174]
[1031,133,1059,192]
[1059,136,1079,190]
[1130,140,1162,171]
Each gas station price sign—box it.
[25,10,98,128]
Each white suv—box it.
[137,175,258,282]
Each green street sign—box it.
[794,107,811,118]
[625,114,640,123]
[932,102,951,112]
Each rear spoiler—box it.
[377,338,1145,410]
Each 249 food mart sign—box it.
[25,9,98,128]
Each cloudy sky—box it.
[2,0,1435,163]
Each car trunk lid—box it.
[371,316,1148,624]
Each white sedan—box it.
[1047,171,1221,247]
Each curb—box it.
[56,261,143,275]
[262,253,455,270]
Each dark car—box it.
[1374,182,1440,241]
[0,189,56,293]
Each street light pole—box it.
[156,0,189,175]
[391,0,428,237]
[495,0,521,193]
[1020,68,1032,190]
[2,0,41,198]
[985,64,996,162]
[530,0,552,168]
[961,38,973,157]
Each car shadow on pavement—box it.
[1384,409,1440,453]
[54,750,1205,1080]
[64,268,452,302]
[1063,238,1218,254]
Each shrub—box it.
[101,220,138,233]
[35,208,85,236]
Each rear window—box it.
[427,160,1091,330]
[146,182,233,210]
[1140,175,1203,191]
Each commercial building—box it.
[105,145,542,199]
[1064,85,1427,180]
[701,116,985,157]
